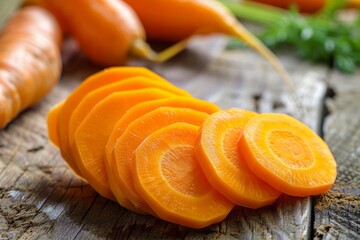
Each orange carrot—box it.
[69,76,190,145]
[55,67,169,176]
[23,0,69,32]
[72,88,174,200]
[195,109,281,208]
[105,97,219,211]
[123,0,295,92]
[0,6,61,128]
[110,106,210,214]
[238,113,337,197]
[66,76,189,179]
[133,122,235,228]
[47,101,63,147]
[29,0,162,66]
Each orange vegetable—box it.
[73,88,175,200]
[110,106,210,213]
[123,0,294,91]
[47,101,63,147]
[65,76,189,179]
[54,67,169,176]
[48,67,337,228]
[238,113,337,197]
[68,76,190,164]
[133,122,235,228]
[195,108,281,208]
[0,6,61,128]
[31,0,161,66]
[105,97,220,211]
[23,0,69,32]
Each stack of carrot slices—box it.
[47,67,337,229]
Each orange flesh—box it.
[57,67,168,176]
[68,76,190,166]
[105,97,219,212]
[195,108,281,208]
[112,107,209,214]
[73,88,174,201]
[239,113,337,197]
[133,122,234,228]
[105,96,220,179]
[47,101,63,147]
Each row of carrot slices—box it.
[47,67,337,229]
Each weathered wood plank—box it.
[313,70,360,239]
[0,36,331,239]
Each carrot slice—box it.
[105,96,220,189]
[65,76,190,175]
[57,67,168,176]
[133,122,234,228]
[111,107,210,214]
[47,101,63,147]
[195,108,280,208]
[105,97,219,213]
[73,88,174,201]
[69,76,190,147]
[238,113,337,197]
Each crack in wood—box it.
[27,146,44,153]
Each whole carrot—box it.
[23,0,69,32]
[29,0,159,66]
[124,0,297,98]
[0,6,62,128]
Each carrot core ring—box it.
[267,130,314,168]
[239,113,337,197]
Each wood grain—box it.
[313,70,360,240]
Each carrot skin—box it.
[41,0,145,66]
[0,6,62,128]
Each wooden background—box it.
[0,35,359,239]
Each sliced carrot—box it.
[69,76,190,145]
[195,108,281,208]
[57,67,168,176]
[105,96,220,178]
[105,97,219,213]
[238,113,337,197]
[111,107,210,214]
[133,122,234,228]
[47,101,63,147]
[66,76,188,177]
[72,88,174,201]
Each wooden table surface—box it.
[0,36,359,239]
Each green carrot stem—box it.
[218,0,287,26]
